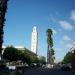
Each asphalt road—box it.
[22,67,75,75]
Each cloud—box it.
[58,21,74,30]
[62,35,71,41]
[70,10,75,20]
[66,43,72,49]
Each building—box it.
[2,45,37,55]
[14,46,25,50]
[31,26,38,54]
[2,45,25,55]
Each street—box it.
[0,66,75,75]
[22,67,75,75]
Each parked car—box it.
[7,65,16,70]
[46,64,54,68]
[61,64,72,71]
[24,63,29,67]
[30,63,37,67]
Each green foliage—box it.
[62,50,75,64]
[3,46,39,65]
[31,56,39,63]
[46,28,53,47]
[46,28,55,64]
[3,46,20,61]
[23,48,38,64]
[3,46,47,65]
[51,48,55,55]
[39,56,46,64]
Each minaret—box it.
[31,26,38,54]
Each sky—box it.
[3,0,75,62]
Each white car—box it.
[46,64,53,68]
[7,65,16,70]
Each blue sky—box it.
[4,0,75,62]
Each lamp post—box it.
[0,0,8,61]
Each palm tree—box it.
[46,28,53,64]
[0,0,8,61]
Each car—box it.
[30,63,37,67]
[24,63,29,67]
[7,65,16,70]
[46,64,54,68]
[61,64,71,71]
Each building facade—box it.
[31,26,38,54]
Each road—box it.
[0,67,75,75]
[22,67,75,75]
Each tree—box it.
[23,48,39,64]
[39,56,46,65]
[51,48,55,55]
[62,49,75,64]
[3,46,32,64]
[3,46,20,61]
[3,46,39,65]
[46,28,54,64]
[0,0,9,62]
[31,56,39,64]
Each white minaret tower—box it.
[31,26,38,54]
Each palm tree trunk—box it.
[47,45,51,64]
[47,45,49,64]
[47,45,52,64]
